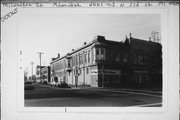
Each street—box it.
[25,83,162,107]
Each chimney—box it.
[149,37,151,41]
[129,33,132,38]
[93,35,105,41]
[97,35,105,41]
[58,53,60,58]
[72,49,74,51]
[84,42,86,45]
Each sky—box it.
[19,9,161,76]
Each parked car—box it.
[59,81,71,88]
[50,81,56,86]
[41,80,48,85]
[36,79,41,83]
[25,81,35,90]
[54,82,60,87]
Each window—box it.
[138,55,143,65]
[96,48,100,60]
[123,54,128,63]
[116,56,120,62]
[144,55,148,64]
[100,48,105,60]
[109,51,113,61]
[133,54,138,64]
[79,54,80,65]
[79,54,82,64]
[76,55,78,65]
[96,49,99,55]
[72,57,74,66]
[92,49,94,62]
[84,53,87,63]
[68,59,71,68]
[80,53,83,64]
[88,52,90,63]
[101,48,104,55]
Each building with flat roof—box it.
[50,35,162,88]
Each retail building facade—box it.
[50,35,162,88]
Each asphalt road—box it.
[25,83,162,107]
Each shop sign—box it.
[90,69,98,75]
[102,70,121,75]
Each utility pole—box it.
[37,52,44,80]
[30,62,34,80]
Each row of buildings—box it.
[37,34,162,88]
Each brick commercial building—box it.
[50,35,162,88]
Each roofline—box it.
[50,38,97,64]
[130,37,161,44]
[50,36,160,64]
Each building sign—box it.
[90,69,98,75]
[103,70,121,75]
[90,69,121,75]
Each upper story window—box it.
[133,54,138,64]
[123,54,128,63]
[80,54,83,65]
[138,55,144,65]
[116,54,120,62]
[76,55,78,65]
[144,56,148,64]
[96,49,99,55]
[96,49,100,60]
[96,48,105,61]
[72,57,74,67]
[84,53,87,63]
[134,54,147,65]
[101,48,104,54]
[107,50,113,61]
[67,59,71,68]
[88,51,90,63]
[100,48,105,60]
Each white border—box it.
[2,5,179,120]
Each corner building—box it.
[50,35,162,88]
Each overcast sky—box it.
[19,9,161,75]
